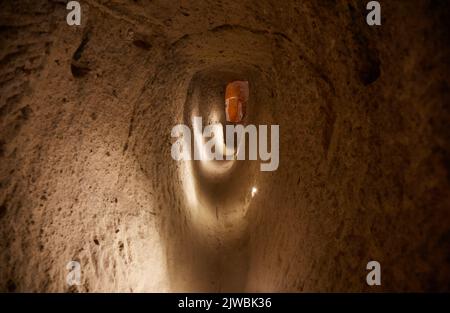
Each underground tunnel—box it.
[0,0,449,293]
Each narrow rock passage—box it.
[0,0,449,292]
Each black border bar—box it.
[1,293,448,312]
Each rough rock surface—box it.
[0,0,449,292]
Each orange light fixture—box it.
[225,81,248,123]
